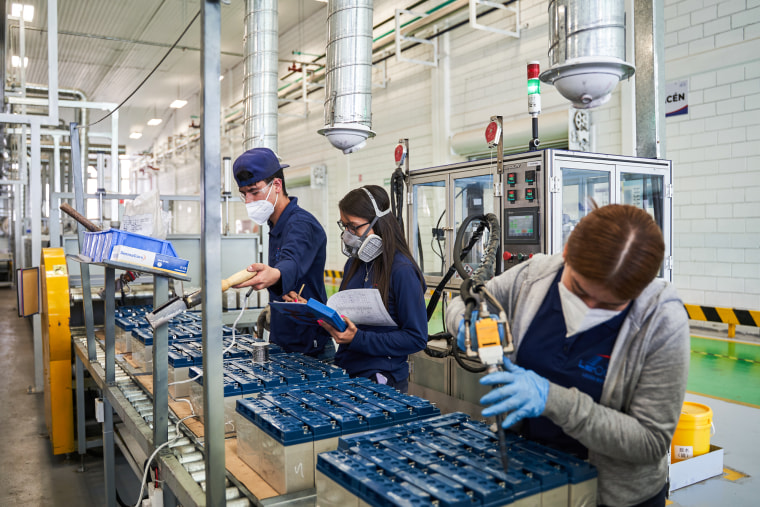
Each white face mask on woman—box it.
[245,182,277,225]
[557,282,623,337]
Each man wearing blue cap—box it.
[232,147,334,360]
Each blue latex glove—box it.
[456,311,504,351]
[480,356,550,428]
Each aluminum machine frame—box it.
[407,148,673,414]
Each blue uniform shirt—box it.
[266,197,330,356]
[516,267,630,458]
[334,252,427,385]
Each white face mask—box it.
[245,183,277,225]
[558,281,623,337]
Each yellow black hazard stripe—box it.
[684,304,760,338]
[684,304,760,327]
[324,270,343,280]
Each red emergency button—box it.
[503,251,513,261]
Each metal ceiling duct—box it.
[318,0,375,154]
[243,0,279,151]
[539,0,634,109]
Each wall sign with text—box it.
[665,79,688,117]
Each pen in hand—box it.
[282,284,307,303]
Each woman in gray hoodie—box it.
[446,204,690,507]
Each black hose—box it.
[390,166,406,231]
[452,342,488,373]
[425,221,487,321]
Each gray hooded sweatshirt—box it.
[446,253,690,506]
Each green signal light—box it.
[527,78,540,95]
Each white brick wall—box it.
[666,0,760,309]
[143,0,759,312]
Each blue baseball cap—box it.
[233,148,290,188]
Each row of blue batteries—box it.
[129,323,237,346]
[114,304,153,318]
[318,412,597,507]
[236,377,441,445]
[115,307,202,330]
[187,352,350,396]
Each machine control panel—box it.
[502,160,543,271]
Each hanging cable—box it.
[132,414,199,507]
[80,10,201,130]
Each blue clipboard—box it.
[269,299,347,332]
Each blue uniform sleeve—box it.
[273,214,326,295]
[346,259,428,357]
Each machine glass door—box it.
[453,173,495,279]
[620,172,665,231]
[560,167,611,246]
[410,178,448,279]
[619,169,671,280]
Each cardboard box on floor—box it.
[669,445,724,492]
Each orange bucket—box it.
[670,401,713,463]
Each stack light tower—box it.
[527,61,541,152]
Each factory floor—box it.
[0,288,141,507]
[0,286,757,506]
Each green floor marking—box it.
[687,336,760,407]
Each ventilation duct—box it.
[539,0,634,109]
[318,0,375,154]
[243,0,279,151]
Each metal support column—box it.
[201,2,226,505]
[75,354,86,471]
[49,135,62,248]
[103,266,116,507]
[70,122,96,360]
[152,276,170,448]
[103,397,116,507]
[634,0,666,159]
[104,267,115,384]
[30,120,44,392]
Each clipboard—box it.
[269,299,347,332]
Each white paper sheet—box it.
[326,288,397,327]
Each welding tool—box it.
[452,212,515,474]
[145,268,257,329]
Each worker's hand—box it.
[480,356,549,428]
[456,311,504,351]
[282,291,306,303]
[319,315,356,345]
[234,263,280,290]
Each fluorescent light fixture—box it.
[129,132,142,139]
[170,99,187,109]
[147,118,162,126]
[11,4,34,22]
[11,56,28,68]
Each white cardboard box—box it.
[668,445,724,492]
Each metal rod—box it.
[75,355,87,466]
[201,2,226,505]
[103,398,116,507]
[104,267,115,384]
[152,276,169,448]
[529,116,539,151]
[70,122,97,361]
